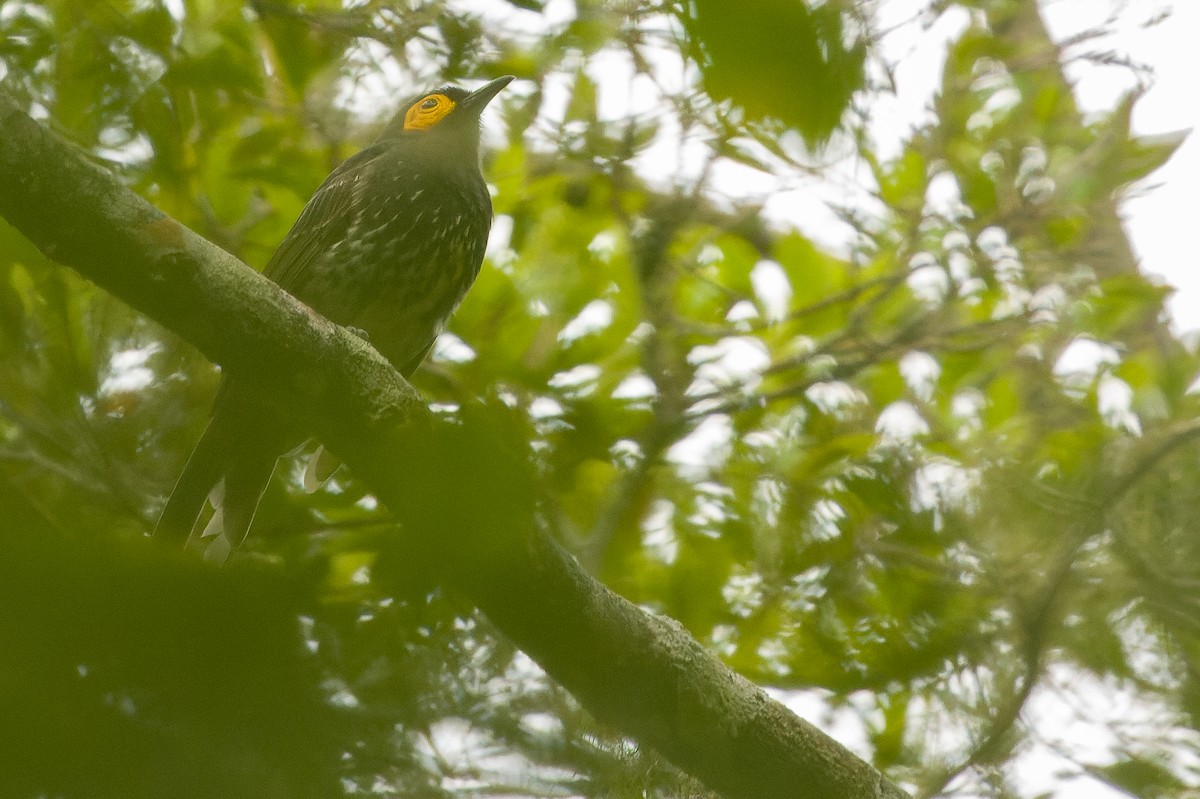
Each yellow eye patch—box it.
[403,93,456,130]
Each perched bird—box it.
[156,76,513,560]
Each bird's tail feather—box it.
[302,445,342,492]
[155,393,291,560]
[155,414,238,544]
[198,445,278,562]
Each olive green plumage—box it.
[156,76,513,559]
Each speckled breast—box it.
[296,154,492,374]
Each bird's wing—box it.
[263,144,385,293]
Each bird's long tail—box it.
[155,387,291,561]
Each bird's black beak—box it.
[459,76,514,116]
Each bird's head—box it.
[378,76,513,154]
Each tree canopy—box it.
[0,1,1195,797]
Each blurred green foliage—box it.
[1,0,1197,797]
[684,0,866,144]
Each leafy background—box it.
[1,0,1197,797]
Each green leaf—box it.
[1098,755,1185,799]
[564,68,597,123]
[878,147,927,212]
[683,0,866,145]
[1118,129,1189,186]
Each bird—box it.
[155,75,514,561]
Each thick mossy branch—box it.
[0,92,909,799]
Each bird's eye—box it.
[403,93,457,130]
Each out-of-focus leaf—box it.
[1118,130,1189,187]
[1097,755,1185,799]
[683,0,866,145]
[876,147,927,213]
[564,67,597,124]
[1077,274,1169,339]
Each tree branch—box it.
[0,91,909,799]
